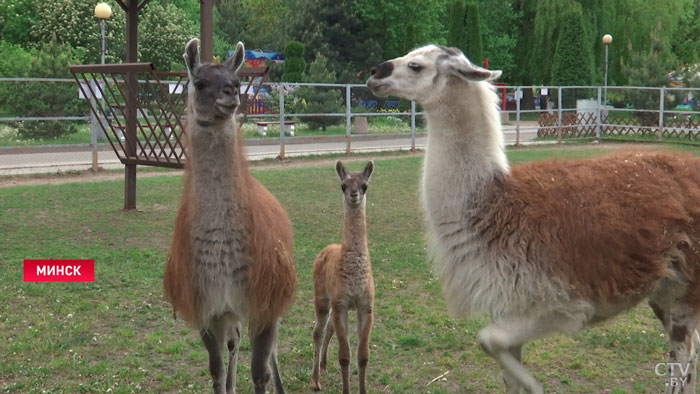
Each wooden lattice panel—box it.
[71,63,188,168]
[538,112,598,138]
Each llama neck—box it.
[342,203,368,258]
[186,117,246,207]
[422,80,509,224]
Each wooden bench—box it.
[255,121,296,136]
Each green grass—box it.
[2,146,699,393]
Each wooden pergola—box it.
[75,1,264,211]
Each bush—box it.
[292,52,343,130]
[6,35,85,139]
[281,41,306,82]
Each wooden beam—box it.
[200,0,216,62]
[124,0,139,210]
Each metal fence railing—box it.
[2,79,700,172]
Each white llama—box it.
[367,44,700,394]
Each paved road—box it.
[0,123,540,175]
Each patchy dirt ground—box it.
[0,143,661,188]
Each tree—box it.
[281,41,306,82]
[6,35,85,139]
[29,0,194,69]
[30,0,126,64]
[621,23,676,124]
[447,0,466,49]
[474,0,520,81]
[550,8,593,85]
[353,0,446,73]
[139,3,197,71]
[672,1,700,66]
[287,0,382,81]
[292,52,344,130]
[463,2,483,64]
[0,0,39,47]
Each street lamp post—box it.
[92,3,112,171]
[602,34,613,105]
[95,3,112,64]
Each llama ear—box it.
[444,56,501,82]
[184,38,201,79]
[362,161,374,180]
[335,160,348,180]
[225,41,245,74]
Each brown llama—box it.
[311,161,375,394]
[163,38,296,394]
[367,44,700,393]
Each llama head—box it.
[335,160,374,207]
[366,45,501,108]
[183,38,245,126]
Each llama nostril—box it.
[370,67,377,76]
[222,87,233,96]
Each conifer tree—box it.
[281,41,306,82]
[447,0,466,49]
[551,7,593,107]
[463,2,483,64]
[293,52,344,130]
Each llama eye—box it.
[361,184,368,192]
[341,184,347,192]
[408,63,423,72]
[193,80,205,90]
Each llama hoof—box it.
[311,382,322,391]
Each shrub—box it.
[292,52,343,130]
[7,35,85,139]
[281,41,306,82]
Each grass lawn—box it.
[1,147,697,393]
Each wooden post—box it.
[124,0,139,210]
[200,0,215,62]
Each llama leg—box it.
[320,313,335,373]
[225,322,241,394]
[270,346,285,394]
[356,305,373,394]
[503,345,523,394]
[478,311,589,394]
[312,299,331,391]
[201,327,226,394]
[666,306,700,394]
[250,321,282,394]
[332,305,351,394]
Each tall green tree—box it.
[354,0,447,66]
[551,7,593,107]
[672,1,700,65]
[0,0,39,47]
[474,0,520,81]
[621,23,676,123]
[139,3,197,71]
[463,2,483,64]
[287,0,382,81]
[447,0,466,49]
